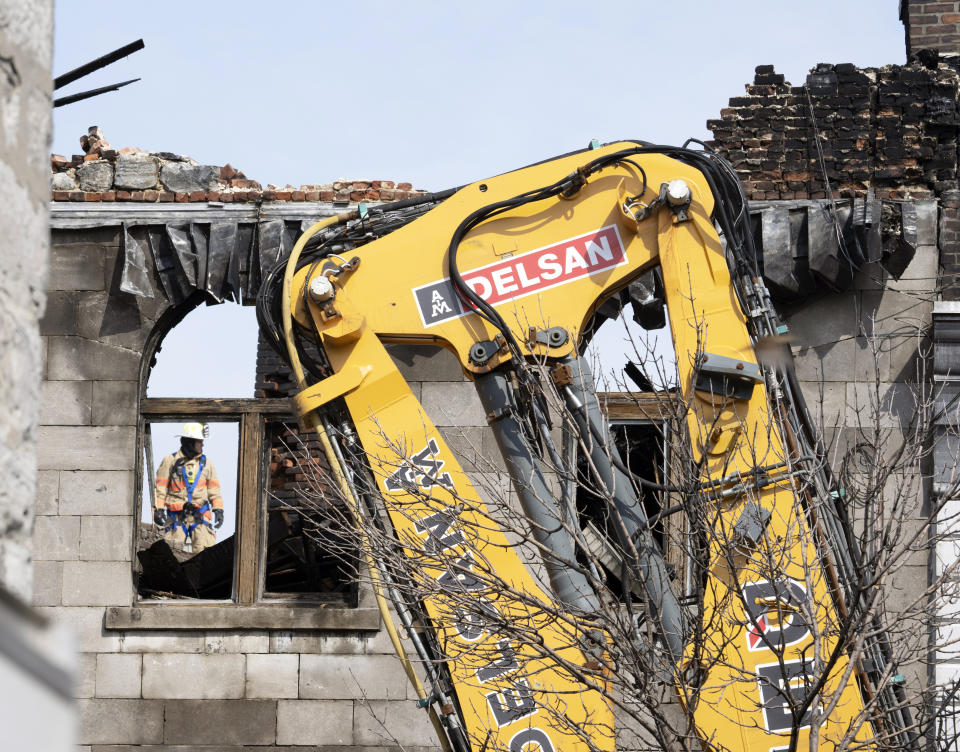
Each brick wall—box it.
[903,0,960,57]
[50,130,426,205]
[708,61,960,201]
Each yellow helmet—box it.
[179,422,208,440]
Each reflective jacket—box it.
[154,451,223,515]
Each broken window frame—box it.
[138,397,304,605]
[595,391,691,598]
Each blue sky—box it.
[57,1,906,536]
[54,1,905,190]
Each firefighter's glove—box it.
[153,508,168,528]
[214,509,224,529]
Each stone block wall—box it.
[0,0,53,601]
[38,220,449,750]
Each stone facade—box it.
[0,1,75,749]
[38,209,455,749]
[1,0,53,602]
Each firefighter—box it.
[153,423,224,554]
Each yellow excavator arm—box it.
[258,141,915,752]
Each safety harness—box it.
[164,454,213,549]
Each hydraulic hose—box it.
[281,214,452,751]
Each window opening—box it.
[262,421,358,603]
[146,302,258,398]
[575,417,670,602]
[137,420,239,600]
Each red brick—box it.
[206,191,220,202]
[51,155,70,170]
[397,182,413,190]
[220,192,234,203]
[175,192,189,203]
[71,155,85,166]
[101,149,117,161]
[116,190,132,201]
[262,190,277,201]
[920,3,958,13]
[351,181,371,190]
[52,190,70,201]
[130,191,144,201]
[158,191,174,202]
[291,190,305,201]
[101,191,115,202]
[83,192,100,202]
[83,154,98,162]
[68,191,84,202]
[319,191,334,201]
[276,191,291,200]
[220,163,239,181]
[189,191,206,202]
[304,191,319,201]
[143,190,159,201]
[378,189,396,201]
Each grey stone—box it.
[92,381,138,426]
[888,243,939,293]
[421,381,486,427]
[159,163,219,193]
[51,170,76,191]
[95,653,141,698]
[35,469,59,515]
[846,382,918,430]
[75,652,97,698]
[77,699,163,744]
[860,289,931,336]
[49,244,105,290]
[76,291,149,351]
[31,560,61,605]
[58,471,133,515]
[387,343,467,382]
[437,426,486,472]
[142,653,244,699]
[277,699,353,745]
[33,514,79,560]
[791,339,856,383]
[119,631,204,654]
[246,653,299,698]
[204,632,270,654]
[36,426,136,470]
[80,515,133,561]
[268,630,366,654]
[300,653,410,700]
[46,336,140,381]
[797,381,846,430]
[40,290,78,335]
[78,160,114,192]
[113,155,158,190]
[354,699,436,746]
[40,379,92,425]
[62,560,132,606]
[163,700,277,745]
[785,294,858,348]
[35,607,121,653]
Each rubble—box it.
[50,126,427,203]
